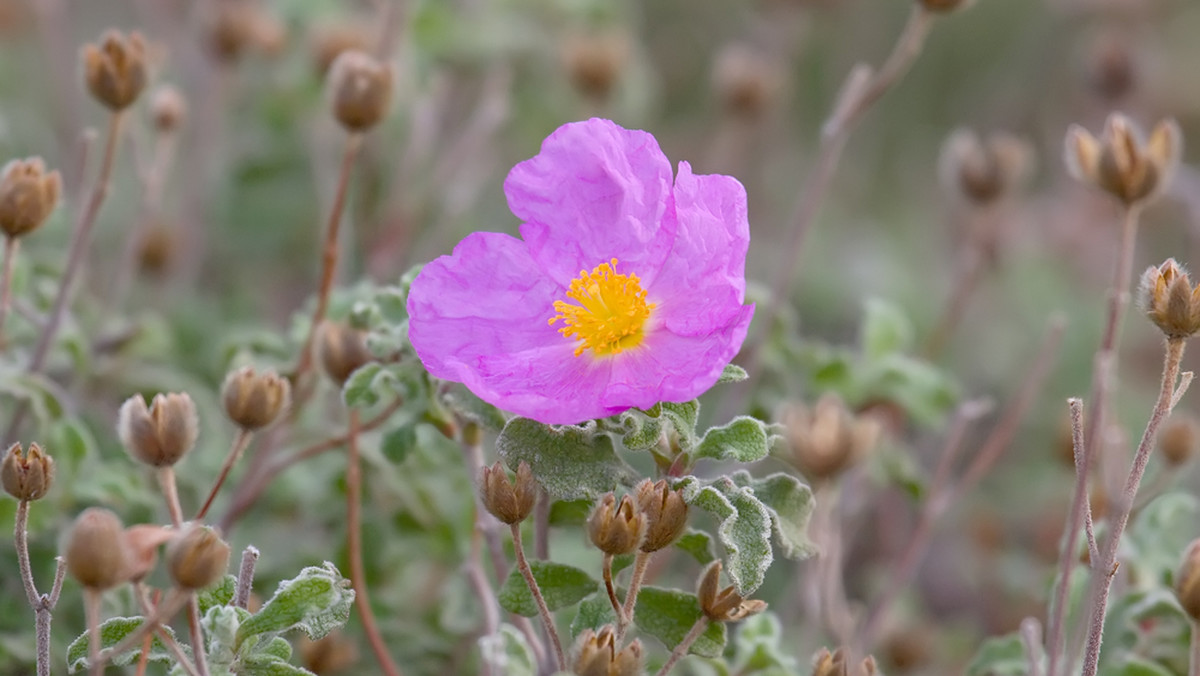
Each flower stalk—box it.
[655,616,709,676]
[619,550,652,640]
[510,522,565,670]
[0,236,19,342]
[195,429,253,521]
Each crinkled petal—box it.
[601,305,755,408]
[505,118,676,288]
[648,162,752,336]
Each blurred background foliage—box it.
[2,0,1200,673]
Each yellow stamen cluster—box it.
[551,259,654,357]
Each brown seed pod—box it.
[697,560,767,623]
[1,442,54,501]
[221,366,290,430]
[1177,539,1200,621]
[64,508,130,590]
[167,523,231,590]
[1065,113,1182,207]
[149,85,187,133]
[82,29,147,110]
[479,461,537,525]
[117,392,200,467]
[712,43,783,119]
[0,157,61,239]
[634,479,688,552]
[1159,415,1198,467]
[778,394,880,484]
[317,321,374,385]
[939,128,1033,205]
[561,31,629,102]
[587,493,645,557]
[573,625,643,676]
[327,50,392,132]
[310,21,374,77]
[1139,259,1200,339]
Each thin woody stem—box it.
[511,522,565,670]
[158,467,184,528]
[234,546,259,609]
[15,501,40,608]
[1080,337,1187,676]
[655,616,711,676]
[187,595,210,676]
[346,410,406,676]
[1191,619,1200,676]
[0,236,20,344]
[602,554,622,623]
[619,550,653,641]
[86,589,102,676]
[133,584,199,676]
[195,428,253,521]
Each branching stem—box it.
[195,429,253,521]
[655,616,710,676]
[511,522,565,670]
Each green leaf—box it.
[257,637,294,662]
[728,472,817,560]
[675,530,717,564]
[694,417,775,464]
[570,592,618,637]
[198,575,238,615]
[863,354,958,427]
[341,363,391,408]
[497,561,598,618]
[661,400,701,451]
[965,633,1027,676]
[1110,656,1174,676]
[549,499,593,527]
[380,425,418,464]
[67,617,178,672]
[633,587,726,659]
[731,612,798,672]
[496,418,635,500]
[678,475,773,595]
[718,364,748,383]
[1129,492,1200,583]
[610,409,664,451]
[479,624,537,676]
[241,654,318,676]
[443,383,508,432]
[861,297,914,359]
[47,418,96,468]
[235,562,354,647]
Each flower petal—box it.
[648,162,752,336]
[504,118,676,288]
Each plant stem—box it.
[346,410,405,676]
[187,595,210,676]
[619,550,653,641]
[234,546,259,609]
[1047,206,1141,676]
[1191,619,1200,676]
[1080,337,1187,676]
[464,523,499,676]
[94,590,189,669]
[292,132,364,395]
[655,616,710,676]
[510,522,565,670]
[1021,617,1045,676]
[602,553,622,623]
[195,429,253,521]
[1046,398,1094,669]
[86,589,102,676]
[16,500,54,676]
[158,467,184,527]
[0,235,20,344]
[134,585,199,676]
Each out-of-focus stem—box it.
[195,429,253,521]
[158,467,184,527]
[86,589,102,676]
[187,595,209,676]
[655,617,710,676]
[511,523,565,670]
[0,236,20,343]
[1191,619,1200,676]
[234,546,259,609]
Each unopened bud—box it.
[1177,539,1200,621]
[1160,415,1198,467]
[1139,259,1200,339]
[149,86,187,133]
[713,44,782,119]
[573,625,643,676]
[561,31,629,102]
[939,128,1032,205]
[117,392,199,467]
[222,366,290,430]
[138,221,175,274]
[167,523,231,589]
[778,394,880,483]
[327,50,392,132]
[1065,113,1181,206]
[587,493,645,557]
[697,560,767,623]
[0,157,61,239]
[1087,34,1136,102]
[634,479,688,552]
[1,442,54,501]
[82,29,147,110]
[317,321,374,385]
[479,461,537,525]
[64,508,130,590]
[205,0,256,63]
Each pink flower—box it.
[407,118,754,425]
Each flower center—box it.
[550,259,655,357]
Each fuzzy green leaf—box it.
[549,499,593,526]
[570,592,618,637]
[443,383,508,432]
[235,562,354,647]
[861,297,914,359]
[479,624,537,676]
[241,655,318,676]
[380,425,418,464]
[718,364,749,383]
[198,575,238,615]
[675,530,717,564]
[496,418,635,500]
[67,617,178,672]
[660,400,701,450]
[965,633,1027,676]
[497,561,598,618]
[732,613,798,672]
[633,587,726,658]
[694,417,775,464]
[611,409,664,451]
[341,363,391,408]
[257,637,294,662]
[679,476,774,594]
[728,472,817,560]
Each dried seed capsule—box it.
[1159,415,1198,466]
[939,128,1032,205]
[117,392,200,467]
[317,321,374,385]
[1065,113,1181,207]
[778,394,880,484]
[561,31,629,102]
[1177,538,1200,621]
[1,442,54,501]
[634,479,688,552]
[327,50,392,132]
[0,157,61,239]
[64,508,130,590]
[310,21,373,76]
[149,85,187,133]
[479,461,537,525]
[587,493,645,556]
[812,648,849,676]
[167,523,231,589]
[82,29,147,110]
[1139,259,1200,339]
[573,625,643,676]
[712,44,782,119]
[221,366,290,430]
[696,560,767,622]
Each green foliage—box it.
[198,575,239,615]
[497,560,598,617]
[570,593,618,637]
[694,416,778,464]
[861,297,915,360]
[479,625,538,676]
[66,617,180,673]
[633,587,727,659]
[496,417,635,500]
[1126,492,1200,585]
[964,633,1028,676]
[235,562,355,648]
[675,529,718,564]
[718,364,749,383]
[728,612,799,674]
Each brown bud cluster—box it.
[1087,34,1136,102]
[697,560,767,623]
[561,31,629,102]
[939,128,1032,205]
[82,30,147,111]
[634,479,688,552]
[149,85,187,133]
[117,392,200,467]
[587,493,645,557]
[811,647,878,676]
[1139,259,1200,339]
[206,1,285,63]
[328,50,392,132]
[479,461,537,525]
[222,366,290,430]
[167,523,231,589]
[0,157,61,239]
[712,44,783,119]
[1159,415,1198,467]
[318,321,374,385]
[1065,113,1181,206]
[1,442,54,501]
[310,22,374,76]
[573,625,643,676]
[778,394,880,483]
[64,508,130,590]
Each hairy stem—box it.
[1022,617,1045,676]
[511,522,565,670]
[602,554,622,623]
[86,589,102,676]
[187,596,210,676]
[0,236,20,344]
[158,467,184,528]
[234,546,259,609]
[195,428,253,521]
[15,501,40,608]
[134,585,198,676]
[464,515,500,676]
[619,550,653,641]
[655,616,710,676]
